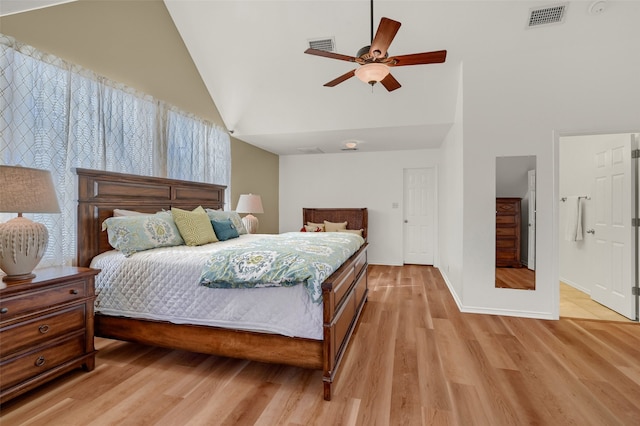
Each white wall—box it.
[438,64,464,297]
[279,149,440,265]
[559,134,597,293]
[458,6,640,318]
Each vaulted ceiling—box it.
[2,1,628,155]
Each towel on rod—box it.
[564,196,584,242]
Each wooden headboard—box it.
[303,208,368,240]
[76,168,226,267]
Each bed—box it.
[75,168,368,400]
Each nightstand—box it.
[0,266,99,404]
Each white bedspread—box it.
[90,234,323,340]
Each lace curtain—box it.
[0,34,231,268]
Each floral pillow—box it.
[206,209,248,235]
[306,222,325,231]
[102,212,184,257]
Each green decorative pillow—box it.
[211,219,240,241]
[102,213,184,257]
[206,209,248,234]
[171,206,218,246]
[324,221,348,232]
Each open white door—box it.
[403,168,435,265]
[591,133,637,320]
[527,169,536,271]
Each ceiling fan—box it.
[304,0,447,92]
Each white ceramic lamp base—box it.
[242,214,259,234]
[0,216,49,282]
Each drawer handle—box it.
[39,324,50,334]
[35,356,46,367]
[0,307,7,314]
[70,289,79,295]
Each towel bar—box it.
[561,196,591,202]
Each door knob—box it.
[404,220,408,223]
[586,229,595,234]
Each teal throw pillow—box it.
[211,219,240,241]
[206,209,248,234]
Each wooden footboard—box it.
[322,245,368,399]
[76,168,368,400]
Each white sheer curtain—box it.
[0,34,232,268]
[166,108,231,208]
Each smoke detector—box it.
[589,1,607,15]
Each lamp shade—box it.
[354,63,390,85]
[0,166,60,282]
[236,194,264,214]
[0,165,60,214]
[235,194,263,234]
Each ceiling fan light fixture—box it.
[355,63,390,85]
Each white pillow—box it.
[324,220,348,232]
[338,229,363,237]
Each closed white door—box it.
[403,168,435,265]
[591,133,637,320]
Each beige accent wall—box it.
[0,0,279,233]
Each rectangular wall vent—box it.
[297,147,324,154]
[528,3,567,27]
[308,38,335,52]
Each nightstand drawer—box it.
[0,305,86,356]
[0,280,87,321]
[0,334,85,389]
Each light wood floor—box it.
[497,266,633,322]
[561,282,633,322]
[2,265,640,425]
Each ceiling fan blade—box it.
[389,50,447,67]
[369,17,401,59]
[380,73,401,92]
[304,48,357,63]
[324,70,356,87]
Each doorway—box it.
[559,132,639,321]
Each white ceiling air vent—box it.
[527,3,568,28]
[297,147,324,154]
[308,37,335,52]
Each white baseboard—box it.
[440,268,555,320]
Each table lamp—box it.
[0,165,60,282]
[236,194,264,234]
